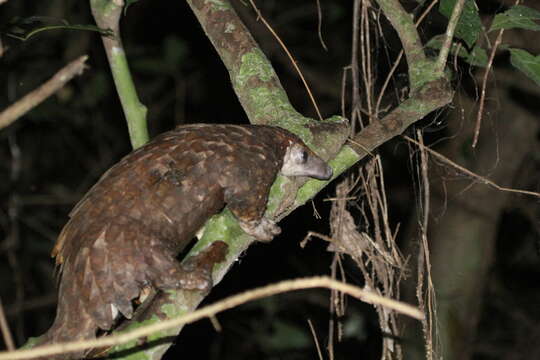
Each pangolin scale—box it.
[43,124,332,359]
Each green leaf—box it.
[426,34,488,67]
[466,46,488,67]
[490,5,540,32]
[509,48,540,86]
[3,16,112,41]
[439,0,482,48]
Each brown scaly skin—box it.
[42,124,332,359]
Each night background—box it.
[0,1,539,359]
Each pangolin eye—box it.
[300,150,308,163]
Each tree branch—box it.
[436,0,466,73]
[0,56,88,131]
[88,1,455,358]
[16,0,455,358]
[90,0,149,149]
[375,0,427,89]
[0,277,422,360]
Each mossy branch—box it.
[93,1,454,359]
[13,0,456,358]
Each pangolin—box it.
[43,124,332,359]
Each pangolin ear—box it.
[280,143,333,180]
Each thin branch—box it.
[436,0,466,73]
[360,0,374,119]
[0,55,88,130]
[375,0,439,115]
[90,0,149,149]
[0,298,15,351]
[375,0,426,86]
[415,129,437,359]
[0,276,422,360]
[416,129,430,261]
[307,319,324,360]
[404,135,540,199]
[375,49,403,117]
[315,0,328,51]
[472,28,503,148]
[350,0,361,128]
[472,0,521,148]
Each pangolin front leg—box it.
[151,241,228,293]
[237,218,281,242]
[224,173,281,242]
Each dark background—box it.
[0,1,539,359]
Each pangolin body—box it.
[44,124,332,358]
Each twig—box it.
[350,0,361,128]
[360,0,374,119]
[472,0,521,148]
[307,319,324,360]
[1,276,422,360]
[0,298,15,351]
[315,0,328,51]
[436,0,466,73]
[472,28,503,148]
[415,129,436,359]
[0,56,88,130]
[416,129,430,262]
[404,135,540,199]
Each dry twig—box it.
[307,319,324,360]
[404,135,540,199]
[0,276,422,360]
[247,0,323,120]
[0,298,15,351]
[415,129,437,359]
[0,55,88,130]
[472,0,521,148]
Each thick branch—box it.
[185,0,298,125]
[22,1,452,359]
[98,0,454,354]
[105,78,453,360]
[79,1,350,358]
[350,78,453,155]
